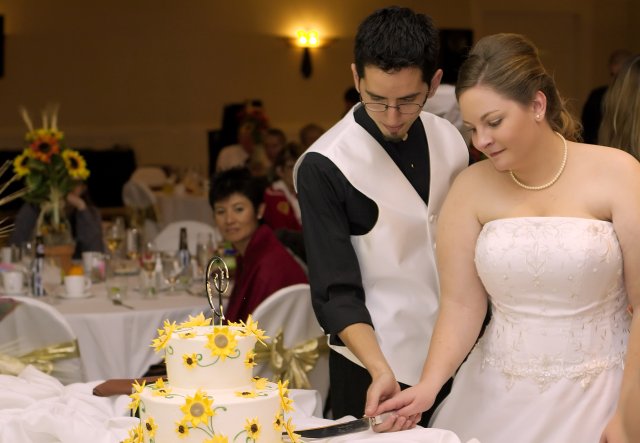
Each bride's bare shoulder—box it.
[574,142,640,174]
[452,159,499,188]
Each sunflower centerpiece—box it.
[13,105,90,246]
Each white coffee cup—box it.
[64,275,92,298]
[3,270,25,294]
[1,246,13,264]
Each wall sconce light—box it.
[295,29,320,79]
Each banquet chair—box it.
[130,166,167,189]
[122,178,160,241]
[0,296,84,384]
[251,283,329,409]
[153,220,222,255]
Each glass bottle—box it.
[31,235,45,297]
[177,227,191,269]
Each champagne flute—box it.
[140,242,158,297]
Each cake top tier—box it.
[151,313,269,390]
[151,313,269,352]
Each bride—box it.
[376,33,640,443]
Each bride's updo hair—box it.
[456,33,581,142]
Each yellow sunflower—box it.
[252,376,268,390]
[127,380,146,414]
[238,315,268,344]
[12,150,31,177]
[180,389,215,427]
[273,412,285,430]
[205,327,238,360]
[61,149,90,180]
[283,417,301,443]
[204,436,229,443]
[28,130,61,163]
[179,312,212,328]
[151,320,177,352]
[151,378,171,397]
[143,417,158,438]
[183,353,199,369]
[179,330,196,339]
[244,350,257,368]
[244,417,261,441]
[278,379,294,413]
[235,390,257,398]
[124,423,144,443]
[175,419,190,438]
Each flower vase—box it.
[37,193,75,272]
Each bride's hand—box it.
[376,381,436,419]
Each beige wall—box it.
[0,0,637,171]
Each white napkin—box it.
[0,365,137,443]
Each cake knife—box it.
[285,413,391,439]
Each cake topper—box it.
[205,256,229,325]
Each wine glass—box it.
[162,254,184,295]
[105,222,125,259]
[140,242,158,297]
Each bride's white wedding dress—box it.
[431,217,630,443]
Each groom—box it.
[295,5,468,431]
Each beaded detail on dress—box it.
[474,217,630,390]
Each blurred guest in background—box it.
[215,101,271,176]
[263,143,302,232]
[599,53,640,160]
[263,128,287,166]
[581,49,632,144]
[299,123,325,150]
[210,167,307,322]
[9,182,104,259]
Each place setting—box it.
[56,277,93,300]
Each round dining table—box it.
[45,276,214,382]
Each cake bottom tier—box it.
[139,382,283,443]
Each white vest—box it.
[295,110,468,385]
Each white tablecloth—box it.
[50,279,210,381]
[0,367,479,443]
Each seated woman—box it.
[9,182,104,259]
[210,167,307,323]
[262,143,302,232]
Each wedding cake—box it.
[123,313,298,443]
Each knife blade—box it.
[286,413,390,439]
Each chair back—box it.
[131,166,167,189]
[0,296,84,384]
[153,220,221,255]
[122,179,159,241]
[251,284,329,408]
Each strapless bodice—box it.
[475,217,629,388]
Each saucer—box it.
[57,291,94,300]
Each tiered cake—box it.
[124,314,297,443]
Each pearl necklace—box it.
[509,132,568,191]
